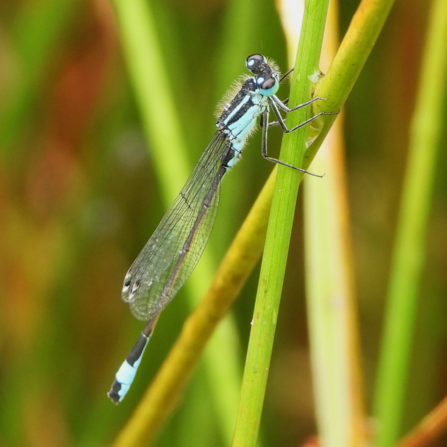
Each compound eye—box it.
[261,77,276,90]
[246,54,266,71]
[259,76,278,96]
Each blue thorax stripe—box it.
[222,94,251,126]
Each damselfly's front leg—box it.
[268,96,338,133]
[261,96,338,176]
[260,108,324,178]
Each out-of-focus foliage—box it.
[0,0,445,446]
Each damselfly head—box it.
[245,54,268,73]
[245,54,279,97]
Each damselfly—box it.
[108,54,335,403]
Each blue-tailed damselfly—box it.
[108,54,335,403]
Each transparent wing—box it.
[122,132,231,321]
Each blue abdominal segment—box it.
[108,333,149,403]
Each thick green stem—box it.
[232,2,330,446]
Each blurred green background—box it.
[0,0,446,446]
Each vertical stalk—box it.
[302,3,367,445]
[232,1,330,445]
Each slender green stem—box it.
[373,0,447,445]
[232,2,330,446]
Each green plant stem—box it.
[232,2,330,446]
[373,0,447,445]
[301,3,367,445]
